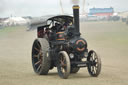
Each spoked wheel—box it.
[57,51,70,79]
[32,38,51,75]
[87,50,101,77]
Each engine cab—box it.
[37,5,88,60]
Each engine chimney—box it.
[73,5,80,36]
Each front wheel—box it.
[87,50,101,77]
[57,51,70,79]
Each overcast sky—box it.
[0,0,128,18]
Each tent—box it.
[3,17,28,26]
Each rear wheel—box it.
[87,50,101,77]
[57,51,70,79]
[32,38,51,75]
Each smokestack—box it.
[73,5,80,36]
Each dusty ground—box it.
[0,22,128,85]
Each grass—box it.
[0,26,26,37]
[82,21,128,45]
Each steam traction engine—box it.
[31,5,101,79]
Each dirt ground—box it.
[0,22,128,85]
